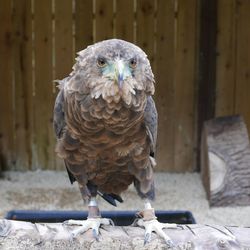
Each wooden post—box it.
[201,115,250,206]
[0,219,250,249]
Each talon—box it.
[71,232,77,239]
[177,225,185,230]
[165,239,174,248]
[108,219,115,226]
[63,220,69,225]
[135,218,144,227]
[144,232,151,245]
[132,218,140,227]
[92,228,99,241]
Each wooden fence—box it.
[1,0,249,172]
[216,0,250,128]
[0,0,199,172]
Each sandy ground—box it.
[0,170,250,227]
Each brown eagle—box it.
[53,39,175,246]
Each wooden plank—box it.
[95,0,114,42]
[115,0,134,42]
[155,0,175,171]
[54,0,73,170]
[215,0,236,117]
[0,0,14,170]
[136,0,155,68]
[235,0,250,131]
[75,0,93,52]
[33,0,53,169]
[55,0,73,79]
[174,0,198,171]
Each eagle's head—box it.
[66,39,155,105]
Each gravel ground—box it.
[0,170,250,226]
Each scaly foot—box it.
[64,217,113,240]
[136,201,178,248]
[137,218,177,248]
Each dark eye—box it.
[97,57,107,67]
[129,58,137,69]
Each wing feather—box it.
[53,86,77,184]
[144,96,158,155]
[53,88,66,139]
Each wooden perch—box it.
[201,115,250,206]
[0,219,250,249]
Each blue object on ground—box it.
[5,210,196,225]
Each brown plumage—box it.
[53,39,157,204]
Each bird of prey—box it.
[53,39,175,246]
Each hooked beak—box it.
[115,60,125,90]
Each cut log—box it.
[201,115,250,206]
[0,219,250,249]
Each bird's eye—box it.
[129,58,137,69]
[97,57,107,67]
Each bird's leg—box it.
[136,199,177,248]
[64,197,113,240]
